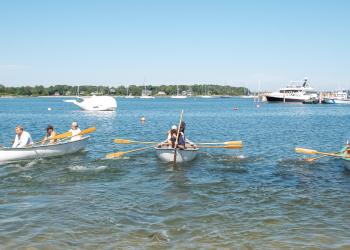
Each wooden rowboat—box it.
[155,142,198,163]
[340,146,350,171]
[0,137,89,164]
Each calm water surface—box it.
[0,97,349,249]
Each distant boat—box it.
[200,85,213,98]
[321,98,335,104]
[125,85,135,98]
[64,86,117,111]
[171,85,187,99]
[140,85,155,99]
[334,91,350,104]
[302,98,319,104]
[266,78,318,103]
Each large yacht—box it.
[265,78,318,103]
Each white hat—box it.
[171,125,177,130]
[71,122,78,127]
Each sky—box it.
[0,0,349,90]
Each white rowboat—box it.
[155,143,198,163]
[0,137,89,164]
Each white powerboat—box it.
[0,137,89,164]
[334,91,350,104]
[266,78,318,103]
[65,95,117,111]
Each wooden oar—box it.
[295,147,343,158]
[105,145,156,159]
[50,127,96,140]
[197,141,243,146]
[114,138,242,146]
[197,144,243,149]
[114,139,156,144]
[173,110,184,165]
[304,152,341,162]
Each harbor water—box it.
[0,97,349,249]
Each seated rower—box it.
[345,140,350,157]
[69,122,82,141]
[166,125,178,148]
[12,125,33,148]
[177,121,186,149]
[41,125,57,145]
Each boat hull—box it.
[266,95,308,103]
[155,148,198,163]
[342,157,350,171]
[65,96,117,111]
[0,137,89,164]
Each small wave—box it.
[68,165,108,172]
[149,230,169,242]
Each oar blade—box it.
[106,151,125,159]
[224,141,243,145]
[295,147,318,155]
[114,139,132,144]
[81,127,96,135]
[224,144,243,149]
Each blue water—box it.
[0,97,349,249]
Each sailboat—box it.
[64,86,117,111]
[171,85,187,99]
[125,85,135,98]
[200,85,213,98]
[140,85,155,99]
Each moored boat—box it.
[321,98,336,104]
[302,98,319,104]
[0,137,89,164]
[65,96,117,111]
[155,142,198,163]
[266,78,319,103]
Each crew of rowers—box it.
[12,122,82,148]
[165,121,196,149]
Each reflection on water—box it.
[0,97,350,249]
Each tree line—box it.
[0,84,250,96]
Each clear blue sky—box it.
[0,0,349,90]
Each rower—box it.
[166,125,178,148]
[177,121,186,149]
[41,125,57,145]
[345,140,350,157]
[69,122,82,141]
[12,125,33,148]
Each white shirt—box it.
[69,128,82,141]
[12,131,33,148]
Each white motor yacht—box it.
[265,78,318,103]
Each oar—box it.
[197,144,243,149]
[173,110,184,165]
[197,141,243,146]
[304,152,341,162]
[114,139,156,144]
[113,138,242,146]
[295,147,343,158]
[105,145,156,159]
[49,127,96,141]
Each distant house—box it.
[157,91,166,96]
[54,91,60,96]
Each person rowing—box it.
[177,121,186,149]
[69,121,82,141]
[166,125,178,148]
[344,140,350,157]
[12,125,33,148]
[41,125,58,145]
